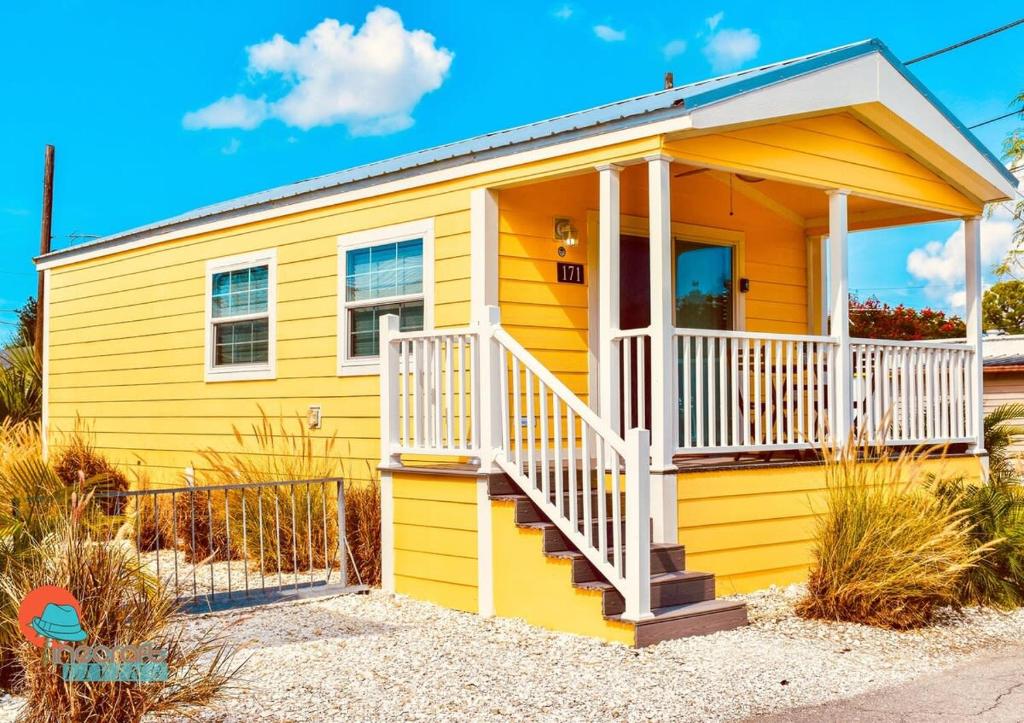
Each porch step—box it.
[612,599,749,647]
[548,543,686,583]
[514,493,626,525]
[579,570,716,616]
[496,480,746,645]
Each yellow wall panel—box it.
[491,500,633,644]
[665,113,981,215]
[389,471,478,613]
[678,455,984,594]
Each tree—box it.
[983,279,1024,334]
[848,294,965,340]
[12,296,36,348]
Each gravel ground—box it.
[3,586,1023,722]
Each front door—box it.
[675,239,736,447]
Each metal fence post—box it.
[336,479,347,587]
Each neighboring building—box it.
[36,40,1014,646]
[983,334,1024,455]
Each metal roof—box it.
[37,38,1017,265]
[985,353,1024,369]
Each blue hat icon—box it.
[31,603,87,642]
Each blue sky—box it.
[1,1,1022,340]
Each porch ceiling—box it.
[669,162,950,236]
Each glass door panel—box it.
[675,240,735,448]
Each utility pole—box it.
[34,144,54,365]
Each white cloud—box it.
[553,4,573,20]
[703,27,761,72]
[663,39,687,60]
[183,94,268,130]
[593,24,626,42]
[906,202,1016,311]
[221,138,241,155]
[706,11,725,31]
[183,7,453,136]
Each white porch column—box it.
[646,154,678,544]
[827,190,852,445]
[470,188,499,314]
[597,164,622,434]
[964,216,987,457]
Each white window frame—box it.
[204,248,277,383]
[336,218,434,376]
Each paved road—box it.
[757,648,1024,722]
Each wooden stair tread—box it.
[574,570,712,592]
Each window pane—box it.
[213,272,231,296]
[212,264,269,318]
[213,318,269,366]
[347,300,424,358]
[344,239,422,302]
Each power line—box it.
[969,108,1024,129]
[905,17,1024,65]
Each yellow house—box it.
[37,39,1016,646]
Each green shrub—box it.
[797,445,981,629]
[930,475,1024,608]
[984,402,1024,484]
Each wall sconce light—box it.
[554,217,578,248]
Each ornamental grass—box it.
[796,442,982,629]
[198,410,341,575]
[0,494,241,723]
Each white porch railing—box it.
[380,310,652,622]
[673,329,839,454]
[612,329,652,437]
[379,328,479,460]
[850,338,976,446]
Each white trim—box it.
[380,470,395,593]
[204,248,277,383]
[40,268,50,460]
[470,189,499,320]
[476,476,494,617]
[36,115,695,272]
[683,53,1013,206]
[964,216,986,456]
[336,218,435,376]
[597,164,622,433]
[35,50,1016,275]
[827,190,851,443]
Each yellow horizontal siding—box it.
[392,472,478,613]
[678,456,984,594]
[665,113,981,216]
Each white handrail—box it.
[493,327,627,458]
[380,309,651,621]
[491,323,649,620]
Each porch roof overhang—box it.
[37,38,1017,271]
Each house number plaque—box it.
[557,262,584,285]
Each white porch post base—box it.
[476,475,495,616]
